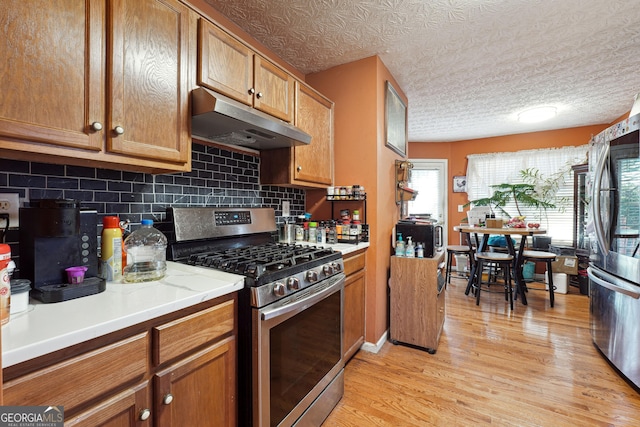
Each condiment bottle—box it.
[0,244,12,324]
[100,216,123,282]
[308,222,318,242]
[317,221,327,244]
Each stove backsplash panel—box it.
[0,142,305,269]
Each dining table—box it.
[453,225,548,305]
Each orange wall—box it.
[306,56,408,346]
[408,125,608,245]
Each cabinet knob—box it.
[297,165,302,172]
[91,121,103,131]
[256,92,263,99]
[113,126,125,135]
[248,88,255,95]
[139,408,151,421]
[163,393,174,405]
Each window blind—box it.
[466,145,588,245]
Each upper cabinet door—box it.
[0,0,104,151]
[197,19,294,123]
[107,0,190,163]
[198,19,254,106]
[294,82,334,185]
[253,56,294,123]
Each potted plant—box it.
[464,168,569,227]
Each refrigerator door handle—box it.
[592,144,610,255]
[588,266,640,299]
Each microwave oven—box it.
[395,221,443,258]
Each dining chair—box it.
[472,251,515,310]
[519,250,557,307]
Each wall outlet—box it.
[0,193,19,228]
[458,204,464,212]
[282,201,291,217]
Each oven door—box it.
[254,273,345,427]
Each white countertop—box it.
[1,242,369,368]
[2,262,245,368]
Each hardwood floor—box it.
[324,276,640,426]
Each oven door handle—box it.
[261,274,345,321]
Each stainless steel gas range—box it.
[167,207,345,427]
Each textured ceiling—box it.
[204,0,640,142]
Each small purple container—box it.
[65,266,88,284]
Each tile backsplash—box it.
[0,142,304,260]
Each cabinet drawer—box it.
[344,251,366,276]
[153,298,235,366]
[3,333,148,413]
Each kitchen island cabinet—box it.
[0,0,192,174]
[389,252,446,353]
[260,81,334,188]
[4,294,237,426]
[198,18,294,123]
[343,248,366,362]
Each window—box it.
[466,145,588,245]
[407,159,448,241]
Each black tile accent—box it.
[32,162,65,176]
[0,142,306,234]
[48,177,79,189]
[67,165,97,178]
[0,159,29,173]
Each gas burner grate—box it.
[186,243,338,280]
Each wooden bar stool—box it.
[520,250,557,307]
[473,252,515,310]
[445,245,472,284]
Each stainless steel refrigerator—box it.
[588,112,640,390]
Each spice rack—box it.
[325,193,368,243]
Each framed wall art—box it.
[385,81,407,157]
[453,175,467,193]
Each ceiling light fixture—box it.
[517,106,557,123]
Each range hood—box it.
[191,87,312,150]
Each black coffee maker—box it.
[19,199,106,303]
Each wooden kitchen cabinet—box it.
[0,0,192,173]
[389,252,446,354]
[2,295,237,426]
[343,249,366,362]
[154,337,236,426]
[260,81,334,188]
[152,298,236,426]
[65,382,152,427]
[198,19,294,123]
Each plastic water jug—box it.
[123,219,167,283]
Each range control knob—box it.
[273,282,286,297]
[287,277,300,290]
[306,270,319,283]
[332,262,342,272]
[323,264,335,275]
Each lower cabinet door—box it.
[65,382,151,427]
[343,269,365,361]
[154,336,236,427]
